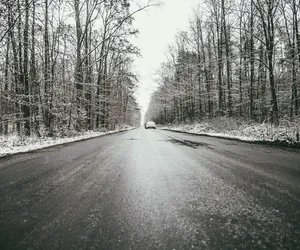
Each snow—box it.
[159,118,300,145]
[0,126,135,158]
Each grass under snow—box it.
[0,125,134,158]
[160,117,300,147]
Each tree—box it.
[252,0,280,124]
[0,0,159,137]
[147,0,299,126]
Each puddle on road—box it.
[160,137,212,149]
[124,137,211,149]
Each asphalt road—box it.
[0,128,300,250]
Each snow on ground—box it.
[160,118,300,145]
[0,126,135,158]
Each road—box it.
[0,128,300,250]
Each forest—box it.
[0,0,153,137]
[146,0,300,131]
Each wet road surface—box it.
[0,128,300,249]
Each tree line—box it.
[146,0,300,126]
[0,0,155,136]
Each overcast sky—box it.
[131,0,201,118]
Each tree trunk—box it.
[221,0,233,116]
[249,1,255,119]
[44,0,52,135]
[23,0,30,135]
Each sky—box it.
[131,0,201,119]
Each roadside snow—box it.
[160,118,300,145]
[0,127,135,158]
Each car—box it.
[145,121,156,129]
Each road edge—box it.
[159,128,300,150]
[0,128,136,159]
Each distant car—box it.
[145,121,156,129]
